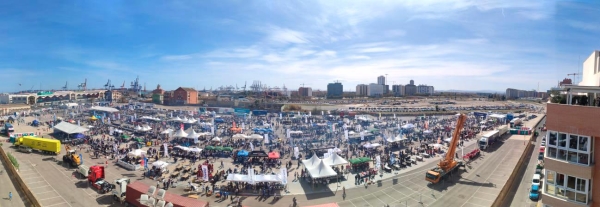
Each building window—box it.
[545,131,591,166]
[548,131,557,146]
[544,170,589,204]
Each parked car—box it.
[538,152,544,160]
[532,174,541,186]
[529,184,540,200]
[17,145,32,153]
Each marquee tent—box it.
[186,130,200,139]
[53,121,89,134]
[89,106,119,113]
[322,153,348,166]
[173,128,188,138]
[302,154,322,168]
[306,160,338,179]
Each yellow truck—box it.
[14,136,61,155]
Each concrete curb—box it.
[0,146,41,207]
[491,115,545,207]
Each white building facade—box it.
[367,83,384,97]
[579,50,600,86]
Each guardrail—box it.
[0,146,41,207]
[491,115,545,207]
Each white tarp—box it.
[152,161,169,169]
[53,121,90,134]
[364,143,381,148]
[254,174,281,183]
[232,134,248,139]
[186,130,200,139]
[306,160,338,179]
[322,153,349,166]
[226,174,250,182]
[128,149,146,157]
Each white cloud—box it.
[265,27,309,45]
[565,20,600,31]
[160,54,196,61]
[347,55,371,60]
[358,47,394,53]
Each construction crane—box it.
[104,79,112,90]
[425,114,467,184]
[300,83,310,87]
[62,82,68,90]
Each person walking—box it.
[8,192,12,201]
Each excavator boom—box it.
[426,114,467,183]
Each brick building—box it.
[172,87,198,105]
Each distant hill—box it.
[437,89,504,94]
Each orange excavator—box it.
[425,114,467,184]
[230,121,242,134]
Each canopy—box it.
[254,174,281,183]
[306,160,338,179]
[188,147,202,153]
[142,125,152,131]
[90,116,98,120]
[160,129,173,134]
[205,146,215,150]
[226,174,250,182]
[152,161,169,169]
[232,134,248,139]
[302,154,322,168]
[423,130,432,134]
[237,150,249,157]
[128,149,146,157]
[248,134,263,139]
[173,128,188,138]
[211,137,222,142]
[385,136,406,143]
[90,106,119,113]
[222,147,233,151]
[349,157,371,165]
[170,117,183,122]
[53,121,89,134]
[175,146,190,151]
[135,125,143,131]
[322,153,348,166]
[401,124,415,129]
[186,130,200,139]
[268,152,280,159]
[363,143,381,148]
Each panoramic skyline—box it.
[1,0,600,93]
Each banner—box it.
[344,130,348,140]
[360,131,364,141]
[264,134,269,144]
[163,143,169,157]
[286,129,290,139]
[294,147,299,159]
[376,155,381,171]
[321,111,324,116]
[202,165,209,181]
[280,167,288,185]
[250,142,254,151]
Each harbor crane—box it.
[62,82,68,90]
[104,79,112,90]
[78,79,87,91]
[425,114,467,184]
[120,81,125,90]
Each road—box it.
[504,118,546,207]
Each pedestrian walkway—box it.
[0,154,27,207]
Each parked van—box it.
[77,165,89,178]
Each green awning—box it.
[215,146,224,151]
[223,147,233,151]
[121,134,130,140]
[205,146,215,150]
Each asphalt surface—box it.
[0,155,27,207]
[504,118,546,207]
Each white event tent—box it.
[306,160,338,179]
[322,153,349,166]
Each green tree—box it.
[550,90,564,104]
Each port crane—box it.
[62,82,68,90]
[120,81,125,90]
[425,114,467,184]
[78,79,87,91]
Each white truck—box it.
[510,118,522,128]
[112,178,130,203]
[498,126,509,136]
[479,130,499,150]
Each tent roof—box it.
[322,153,348,166]
[89,106,119,113]
[186,130,200,138]
[173,128,188,137]
[302,154,322,168]
[306,160,338,178]
[53,121,89,134]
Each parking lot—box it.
[19,160,72,207]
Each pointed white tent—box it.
[306,160,338,178]
[135,125,143,131]
[302,154,322,169]
[170,117,183,122]
[232,134,248,139]
[186,130,200,139]
[322,152,349,166]
[173,128,188,138]
[160,129,173,134]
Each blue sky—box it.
[1,0,600,93]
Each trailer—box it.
[14,136,61,154]
[510,118,522,128]
[479,130,499,150]
[463,149,481,161]
[498,125,509,136]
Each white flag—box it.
[360,131,364,141]
[163,143,169,157]
[202,165,209,181]
[344,130,349,140]
[264,134,269,144]
[250,142,255,151]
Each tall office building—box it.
[377,75,386,85]
[392,85,405,96]
[417,84,434,95]
[367,83,384,97]
[327,82,343,99]
[405,80,417,96]
[356,84,368,96]
[298,87,312,97]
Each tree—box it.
[435,105,439,111]
[501,95,506,101]
[550,90,564,104]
